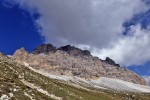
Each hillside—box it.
[12,44,146,85]
[1,53,150,100]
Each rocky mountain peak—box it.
[13,47,29,62]
[11,44,146,85]
[102,57,120,67]
[18,47,26,52]
[32,44,57,54]
[58,45,91,56]
[58,45,75,51]
[13,47,28,55]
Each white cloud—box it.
[95,24,150,66]
[6,0,150,66]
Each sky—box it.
[0,0,150,84]
[0,0,43,54]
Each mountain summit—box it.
[12,44,146,85]
[58,45,91,56]
[32,44,57,54]
[32,44,91,56]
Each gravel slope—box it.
[25,62,150,93]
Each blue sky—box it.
[0,1,43,54]
[128,62,150,76]
[0,0,150,78]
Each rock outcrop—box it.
[58,45,91,56]
[101,57,120,67]
[13,47,29,61]
[32,44,57,54]
[12,44,146,85]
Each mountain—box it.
[12,44,146,85]
[0,45,150,99]
[0,53,150,100]
[0,52,119,100]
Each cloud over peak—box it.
[6,0,150,66]
[96,24,150,66]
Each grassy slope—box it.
[0,53,150,100]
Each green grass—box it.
[0,53,150,100]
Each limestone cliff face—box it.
[12,44,146,85]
